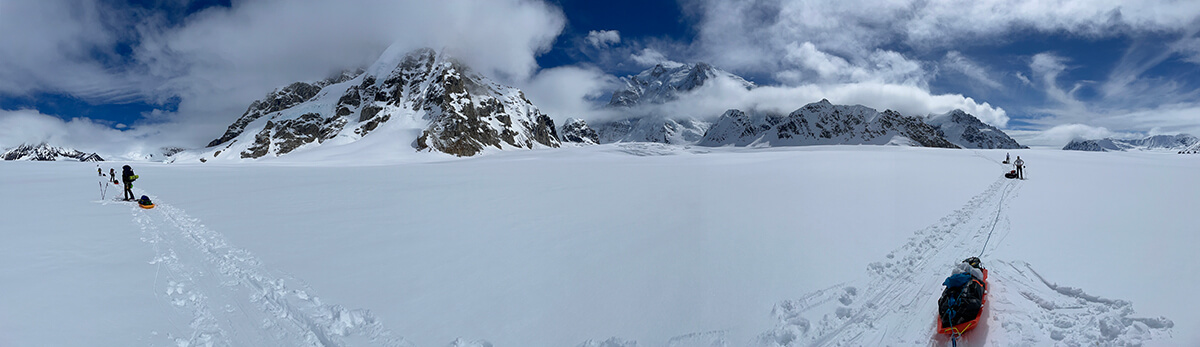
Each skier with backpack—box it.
[121,165,139,201]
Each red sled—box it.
[937,268,988,336]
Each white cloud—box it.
[561,72,1008,129]
[0,109,159,158]
[942,51,1002,90]
[585,30,621,49]
[685,0,1200,84]
[630,48,683,68]
[1011,123,1128,148]
[1015,72,1032,86]
[777,42,926,86]
[522,65,620,120]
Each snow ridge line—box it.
[125,193,407,347]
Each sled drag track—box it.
[758,177,1173,346]
[117,192,406,347]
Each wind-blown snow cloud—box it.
[630,48,683,68]
[942,51,1003,90]
[585,30,621,49]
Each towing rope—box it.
[978,179,1011,257]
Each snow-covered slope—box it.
[2,143,103,161]
[1063,134,1198,152]
[186,47,558,161]
[698,100,960,148]
[3,147,1191,346]
[607,63,753,107]
[926,110,1026,149]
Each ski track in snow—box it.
[758,175,1175,347]
[106,192,406,347]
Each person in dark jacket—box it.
[121,165,138,201]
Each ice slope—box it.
[1,146,1194,347]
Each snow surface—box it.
[1,146,1194,346]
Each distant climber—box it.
[1014,156,1025,179]
[937,257,988,337]
[98,167,103,176]
[121,165,139,201]
[1003,153,1010,164]
[110,168,118,185]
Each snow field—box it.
[0,145,1193,346]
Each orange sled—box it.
[937,268,988,335]
[139,203,155,209]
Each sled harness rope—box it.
[978,178,1013,257]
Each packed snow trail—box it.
[104,192,406,347]
[759,176,1173,346]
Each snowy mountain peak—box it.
[698,101,959,148]
[608,62,754,107]
[1063,134,1198,152]
[559,118,600,145]
[193,47,559,161]
[925,109,1026,149]
[2,143,103,162]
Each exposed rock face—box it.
[2,143,103,161]
[1063,134,1198,152]
[698,100,960,148]
[925,110,1026,149]
[204,48,559,160]
[208,71,360,148]
[559,118,600,145]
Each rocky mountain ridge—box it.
[696,100,959,148]
[198,48,559,160]
[926,110,1026,149]
[2,143,103,161]
[1063,134,1198,152]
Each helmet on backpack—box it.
[963,257,982,269]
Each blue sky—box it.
[2,0,1199,151]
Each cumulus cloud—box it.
[684,0,1200,84]
[585,30,621,49]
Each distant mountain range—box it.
[1063,134,1198,152]
[2,143,103,162]
[174,49,1026,162]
